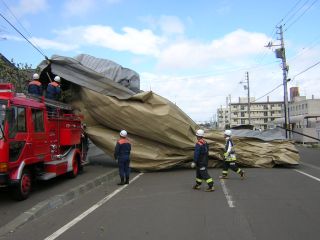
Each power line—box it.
[0,12,48,59]
[252,60,320,103]
[284,0,319,31]
[1,0,33,39]
[252,83,283,103]
[292,60,320,79]
[277,0,304,26]
[254,0,305,72]
[288,35,320,62]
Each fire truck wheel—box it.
[68,156,79,178]
[12,169,32,201]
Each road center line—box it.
[220,179,235,208]
[294,169,320,182]
[44,173,144,240]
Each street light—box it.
[239,72,251,125]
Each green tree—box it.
[0,58,34,92]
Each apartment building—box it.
[274,95,320,143]
[217,107,230,129]
[217,97,284,130]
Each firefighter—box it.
[192,129,215,192]
[219,129,245,179]
[81,123,89,153]
[46,76,61,100]
[28,73,43,96]
[114,130,131,185]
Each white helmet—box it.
[54,76,61,82]
[120,130,127,137]
[196,129,204,137]
[224,129,232,136]
[33,73,39,80]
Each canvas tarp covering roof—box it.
[39,54,300,171]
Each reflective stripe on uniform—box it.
[206,178,213,183]
[226,155,236,162]
[196,178,202,183]
[236,169,241,174]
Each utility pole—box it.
[265,24,289,138]
[228,94,231,128]
[240,72,251,125]
[279,25,290,139]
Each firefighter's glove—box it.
[223,152,229,158]
[191,162,196,168]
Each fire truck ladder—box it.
[43,98,73,111]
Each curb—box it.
[0,168,118,236]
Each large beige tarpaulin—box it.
[39,54,300,171]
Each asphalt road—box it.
[0,145,118,229]
[1,145,319,240]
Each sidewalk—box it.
[0,145,118,236]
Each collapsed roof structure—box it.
[39,54,300,171]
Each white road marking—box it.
[299,162,320,171]
[220,179,235,208]
[44,173,144,240]
[294,169,320,182]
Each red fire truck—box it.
[0,83,88,200]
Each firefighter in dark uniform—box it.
[81,123,89,161]
[28,73,43,96]
[192,129,215,192]
[114,130,131,185]
[219,129,245,179]
[46,76,61,100]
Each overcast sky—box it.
[1,0,319,122]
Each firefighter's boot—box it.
[117,177,125,185]
[125,177,129,185]
[205,186,215,192]
[192,184,201,190]
[219,175,228,179]
[240,171,245,180]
